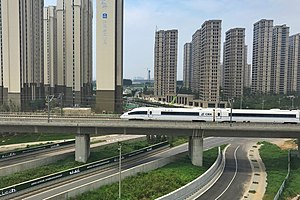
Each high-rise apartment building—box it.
[0,0,44,110]
[192,20,221,102]
[44,6,57,97]
[244,64,252,88]
[96,0,123,114]
[191,29,201,93]
[271,25,289,94]
[220,64,224,88]
[223,28,246,98]
[57,0,93,107]
[288,33,300,94]
[154,29,178,99]
[252,19,273,94]
[243,45,252,88]
[183,42,192,89]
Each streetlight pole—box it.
[46,95,54,123]
[240,95,243,109]
[59,93,64,116]
[261,99,265,110]
[229,98,234,127]
[288,95,295,110]
[118,142,122,200]
[47,95,50,123]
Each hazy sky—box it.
[45,0,300,80]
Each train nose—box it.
[120,113,128,119]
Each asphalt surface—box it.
[196,139,254,200]
[11,137,233,200]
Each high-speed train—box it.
[120,107,300,123]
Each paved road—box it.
[11,137,233,200]
[0,135,146,177]
[196,139,255,200]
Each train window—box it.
[218,113,220,117]
[150,111,152,115]
[128,111,147,115]
[230,113,296,118]
[161,111,199,116]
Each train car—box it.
[120,107,215,122]
[216,108,300,124]
[120,107,300,124]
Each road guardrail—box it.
[0,141,169,198]
[0,140,75,160]
[156,146,226,200]
[274,150,291,200]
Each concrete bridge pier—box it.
[189,130,204,166]
[75,134,90,163]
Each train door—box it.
[212,109,216,122]
[216,109,222,121]
[147,108,153,119]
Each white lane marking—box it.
[215,145,240,200]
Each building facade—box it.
[288,33,300,94]
[44,6,57,97]
[183,42,192,89]
[223,28,246,98]
[252,19,273,94]
[0,0,44,110]
[192,20,222,102]
[57,0,93,107]
[243,46,251,88]
[154,29,178,99]
[244,64,252,88]
[96,0,123,114]
[271,25,289,94]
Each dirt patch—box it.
[271,139,298,150]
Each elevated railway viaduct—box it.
[1,119,299,166]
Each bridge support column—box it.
[189,130,203,166]
[75,134,90,163]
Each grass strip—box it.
[259,142,289,200]
[70,146,219,200]
[0,132,75,146]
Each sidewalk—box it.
[242,143,267,200]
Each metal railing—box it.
[156,146,225,200]
[274,150,291,200]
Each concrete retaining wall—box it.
[156,147,225,200]
[0,153,71,177]
[44,153,179,200]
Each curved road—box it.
[196,139,254,200]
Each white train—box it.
[120,107,300,124]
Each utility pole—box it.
[59,93,64,116]
[261,99,265,110]
[240,95,243,109]
[229,98,234,127]
[46,95,54,123]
